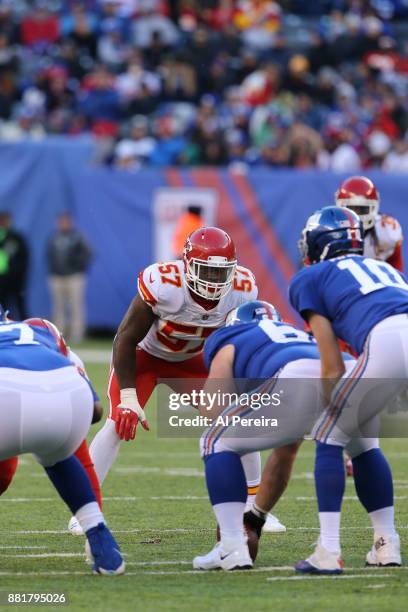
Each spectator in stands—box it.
[0,0,407,171]
[20,3,59,48]
[97,20,129,72]
[383,138,408,172]
[116,50,161,115]
[0,211,29,320]
[68,7,98,58]
[159,52,197,102]
[150,115,186,165]
[78,65,120,135]
[233,0,282,51]
[131,2,179,49]
[114,114,156,165]
[47,213,93,344]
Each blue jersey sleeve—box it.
[204,325,249,370]
[289,266,329,321]
[204,328,227,370]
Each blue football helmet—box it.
[226,300,281,326]
[299,206,364,264]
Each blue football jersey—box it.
[204,319,320,379]
[289,254,408,355]
[0,321,73,371]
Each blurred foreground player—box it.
[88,227,285,533]
[0,317,103,538]
[0,307,124,575]
[193,300,327,570]
[290,206,403,573]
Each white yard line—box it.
[265,573,393,582]
[0,546,48,550]
[2,525,408,536]
[76,349,111,363]
[0,569,401,578]
[2,553,86,558]
[2,494,408,503]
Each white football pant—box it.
[0,366,93,467]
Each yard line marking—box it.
[0,546,48,550]
[294,496,408,501]
[0,569,402,578]
[2,494,408,503]
[115,467,204,477]
[2,553,86,558]
[116,451,404,460]
[124,561,192,566]
[266,574,393,582]
[1,498,55,503]
[74,349,111,363]
[0,495,208,503]
[3,525,408,536]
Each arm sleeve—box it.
[137,264,160,309]
[288,267,328,320]
[204,328,227,370]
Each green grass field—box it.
[1,342,407,612]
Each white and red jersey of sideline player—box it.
[137,260,258,361]
[365,213,403,271]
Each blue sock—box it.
[352,448,393,512]
[204,451,247,505]
[45,455,96,515]
[314,442,345,512]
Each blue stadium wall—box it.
[1,138,407,329]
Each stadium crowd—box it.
[0,0,408,171]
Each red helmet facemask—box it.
[24,318,69,356]
[335,175,379,231]
[183,227,237,301]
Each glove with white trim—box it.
[115,388,149,441]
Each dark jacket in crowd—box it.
[47,230,92,276]
[0,227,28,290]
[0,226,29,319]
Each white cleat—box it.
[295,540,343,575]
[366,533,401,567]
[193,540,253,571]
[68,516,84,536]
[262,513,286,533]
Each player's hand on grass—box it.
[115,388,149,440]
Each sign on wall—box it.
[153,187,218,262]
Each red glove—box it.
[115,388,149,441]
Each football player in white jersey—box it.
[335,175,403,272]
[86,227,286,533]
[336,175,404,475]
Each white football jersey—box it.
[138,260,258,361]
[364,213,402,262]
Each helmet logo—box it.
[184,238,192,254]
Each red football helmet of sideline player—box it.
[183,227,237,301]
[24,318,69,357]
[335,176,380,231]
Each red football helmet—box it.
[24,318,69,357]
[183,227,237,301]
[335,176,380,231]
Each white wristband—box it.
[120,388,140,413]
